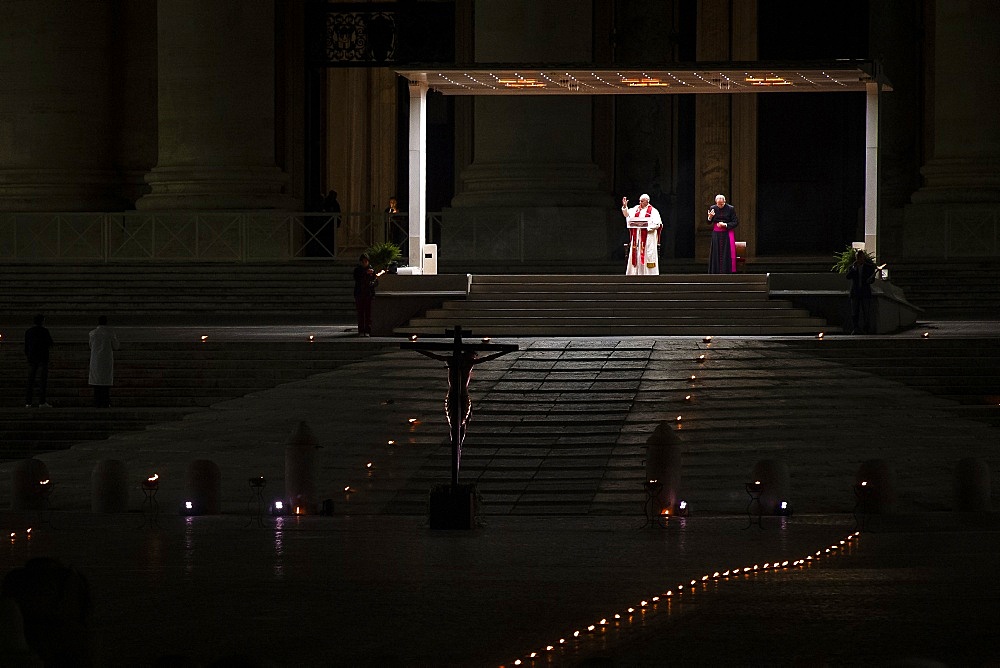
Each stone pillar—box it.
[730,1,758,260]
[92,459,130,513]
[0,1,119,211]
[136,0,289,210]
[325,67,398,216]
[904,0,1000,258]
[751,459,789,515]
[694,1,732,262]
[694,0,758,262]
[285,421,318,514]
[186,459,222,515]
[444,0,609,270]
[644,422,683,516]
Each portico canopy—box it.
[397,62,890,268]
[398,62,889,95]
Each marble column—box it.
[904,0,1000,258]
[0,1,119,211]
[137,0,289,210]
[444,0,609,270]
[694,0,732,262]
[694,0,757,262]
[730,0,758,260]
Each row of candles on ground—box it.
[502,530,863,668]
[112,411,421,517]
[8,527,33,543]
[344,415,423,497]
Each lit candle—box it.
[697,355,705,362]
[684,395,692,401]
[309,335,314,343]
[703,336,712,343]
[201,335,208,342]
[410,334,418,342]
[387,440,395,446]
[816,332,824,339]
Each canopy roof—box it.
[398,61,889,95]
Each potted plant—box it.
[364,240,402,273]
[831,245,876,274]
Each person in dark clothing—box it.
[707,194,740,274]
[846,249,877,334]
[24,314,54,408]
[353,253,377,336]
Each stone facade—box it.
[0,1,997,265]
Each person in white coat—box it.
[621,193,663,275]
[88,316,120,408]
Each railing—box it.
[0,211,439,263]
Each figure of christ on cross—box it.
[402,327,518,486]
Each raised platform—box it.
[378,273,832,337]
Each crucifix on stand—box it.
[402,325,518,529]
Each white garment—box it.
[88,325,120,386]
[623,204,663,276]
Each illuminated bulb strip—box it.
[503,532,861,667]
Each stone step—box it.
[398,273,830,336]
[2,340,393,453]
[401,323,829,336]
[471,273,769,284]
[0,262,359,321]
[428,307,813,319]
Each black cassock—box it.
[707,204,739,274]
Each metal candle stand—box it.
[245,476,267,528]
[744,481,764,529]
[641,480,668,528]
[140,479,160,528]
[402,326,518,529]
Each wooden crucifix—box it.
[401,326,518,487]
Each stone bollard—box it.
[186,459,222,515]
[751,459,790,515]
[285,421,318,514]
[855,459,896,514]
[11,458,50,511]
[953,457,991,512]
[91,459,129,513]
[644,421,683,515]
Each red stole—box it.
[630,205,652,267]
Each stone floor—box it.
[0,321,998,666]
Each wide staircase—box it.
[0,340,394,459]
[398,274,829,336]
[889,260,1000,318]
[0,262,357,324]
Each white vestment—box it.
[623,204,663,275]
[88,325,120,386]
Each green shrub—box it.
[831,245,876,274]
[365,241,402,272]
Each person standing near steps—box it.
[89,315,120,408]
[707,194,739,274]
[24,314,54,408]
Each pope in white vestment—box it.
[621,193,663,275]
